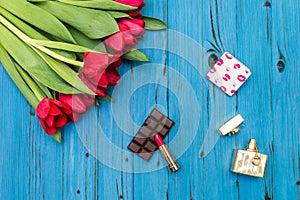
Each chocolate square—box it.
[127,108,174,161]
[139,126,153,137]
[151,109,163,120]
[144,140,157,152]
[145,118,157,129]
[134,136,147,145]
[138,149,152,161]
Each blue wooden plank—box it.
[270,1,300,199]
[131,1,169,199]
[166,0,203,199]
[234,1,274,199]
[0,63,30,200]
[200,0,240,199]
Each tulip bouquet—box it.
[0,0,166,143]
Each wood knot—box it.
[264,1,271,7]
[277,61,285,73]
[264,192,272,200]
[30,109,35,116]
[277,47,286,73]
[208,54,218,67]
[200,151,204,158]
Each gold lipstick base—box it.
[158,145,180,172]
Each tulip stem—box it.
[0,15,84,67]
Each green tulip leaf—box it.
[0,23,78,94]
[37,1,119,39]
[143,16,167,30]
[0,44,39,108]
[68,26,107,52]
[123,49,150,62]
[52,129,62,144]
[0,7,77,60]
[35,51,95,94]
[108,11,131,19]
[98,92,115,102]
[57,0,137,11]
[27,0,51,2]
[33,78,54,99]
[15,63,46,101]
[51,48,76,60]
[0,0,75,43]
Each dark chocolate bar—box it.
[127,108,174,161]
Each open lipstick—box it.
[154,134,180,172]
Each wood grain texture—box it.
[0,0,299,199]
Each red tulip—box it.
[82,52,109,78]
[58,94,95,122]
[119,18,145,37]
[105,18,145,54]
[79,53,122,96]
[36,98,72,135]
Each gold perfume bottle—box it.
[231,139,268,178]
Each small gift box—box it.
[206,52,251,96]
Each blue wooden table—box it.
[0,0,299,199]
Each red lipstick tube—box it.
[154,134,180,172]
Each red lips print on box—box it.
[206,52,251,96]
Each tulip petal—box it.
[108,55,122,65]
[53,114,68,127]
[97,71,109,89]
[81,94,95,107]
[78,73,106,97]
[118,23,130,32]
[69,112,80,122]
[123,32,138,47]
[39,118,48,131]
[95,88,106,97]
[58,94,73,107]
[119,19,145,36]
[40,119,56,135]
[79,72,98,91]
[36,98,51,119]
[48,103,62,115]
[131,18,145,27]
[114,0,144,7]
[72,95,88,113]
[45,115,54,127]
[46,126,57,135]
[106,67,120,86]
[83,52,109,78]
[109,58,122,68]
[105,32,124,53]
[59,94,87,113]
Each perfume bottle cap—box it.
[218,114,244,136]
[246,139,258,152]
